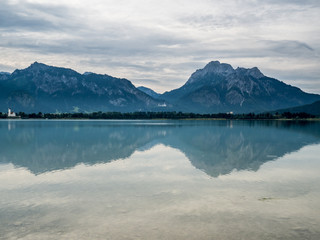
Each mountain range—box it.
[1,61,320,113]
[0,62,165,113]
[158,61,320,113]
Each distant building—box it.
[8,108,17,117]
[158,103,167,107]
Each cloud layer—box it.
[0,0,319,93]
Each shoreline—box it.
[1,111,318,121]
[1,118,319,121]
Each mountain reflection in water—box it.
[0,120,319,177]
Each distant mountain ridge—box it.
[1,61,320,113]
[0,62,165,113]
[160,61,320,113]
[137,86,161,99]
[0,72,10,81]
[273,100,320,116]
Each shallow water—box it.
[1,119,320,240]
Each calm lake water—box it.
[1,119,320,240]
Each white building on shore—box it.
[8,108,17,117]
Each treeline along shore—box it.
[0,111,317,120]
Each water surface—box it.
[1,120,320,239]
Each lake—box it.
[1,119,320,240]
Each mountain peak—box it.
[0,71,10,75]
[235,66,264,79]
[31,61,46,66]
[203,61,235,75]
[83,72,94,76]
[186,60,235,85]
[0,71,10,80]
[162,60,320,113]
[2,62,164,113]
[27,61,50,71]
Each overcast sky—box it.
[1,0,319,93]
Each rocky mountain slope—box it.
[161,61,320,113]
[0,62,165,113]
[1,61,320,114]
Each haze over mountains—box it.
[1,61,320,113]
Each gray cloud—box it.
[0,1,73,32]
[261,0,320,5]
[0,0,319,93]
